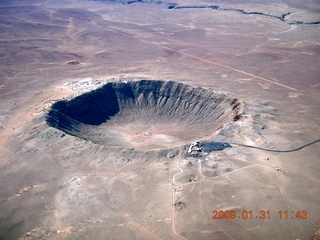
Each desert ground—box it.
[0,0,319,239]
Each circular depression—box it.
[46,80,242,150]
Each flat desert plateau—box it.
[0,0,319,239]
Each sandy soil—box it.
[0,0,319,239]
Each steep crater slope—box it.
[46,80,242,150]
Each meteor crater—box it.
[46,80,242,150]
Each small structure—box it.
[187,141,203,155]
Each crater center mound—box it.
[46,80,242,150]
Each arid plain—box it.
[0,0,320,239]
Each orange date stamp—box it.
[212,210,308,220]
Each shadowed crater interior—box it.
[46,80,242,150]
